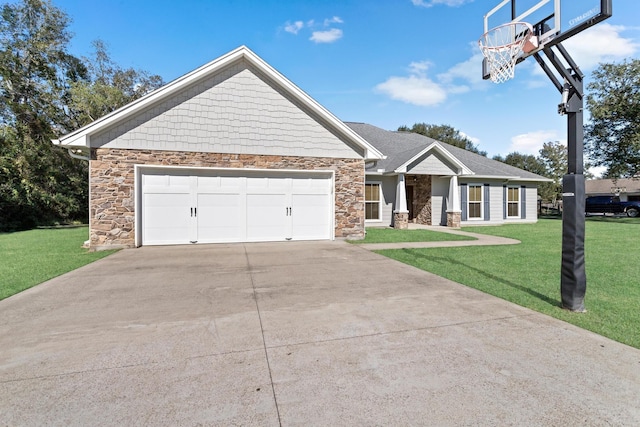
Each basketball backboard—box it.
[482,0,612,80]
[484,0,612,53]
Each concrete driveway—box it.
[1,241,639,426]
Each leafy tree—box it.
[585,59,640,178]
[537,141,567,202]
[492,152,547,175]
[0,0,89,230]
[398,123,487,156]
[66,40,163,128]
[0,1,163,231]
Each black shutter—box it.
[521,186,527,219]
[503,185,507,219]
[461,183,468,221]
[484,184,490,221]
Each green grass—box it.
[0,227,117,300]
[350,227,477,244]
[376,218,640,349]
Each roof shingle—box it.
[346,122,549,181]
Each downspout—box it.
[65,147,91,248]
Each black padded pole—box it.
[561,174,586,311]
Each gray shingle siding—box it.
[92,61,363,159]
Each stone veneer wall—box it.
[90,148,365,248]
[414,175,432,225]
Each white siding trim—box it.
[467,183,484,221]
[365,181,383,222]
[395,142,473,175]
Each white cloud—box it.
[310,28,343,44]
[285,16,344,43]
[460,131,480,145]
[284,21,304,35]
[562,23,638,70]
[324,16,343,26]
[376,61,448,106]
[376,56,482,106]
[508,130,562,155]
[438,48,487,90]
[411,0,473,7]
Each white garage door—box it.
[140,169,333,245]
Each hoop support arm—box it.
[532,52,563,92]
[541,45,581,94]
[555,43,584,81]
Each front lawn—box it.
[377,218,640,349]
[351,227,477,244]
[0,227,116,300]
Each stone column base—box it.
[446,211,461,228]
[393,211,409,230]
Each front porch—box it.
[392,173,461,230]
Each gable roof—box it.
[53,46,383,161]
[346,122,551,182]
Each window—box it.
[365,183,381,220]
[507,186,520,217]
[468,184,482,219]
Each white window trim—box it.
[467,184,483,220]
[507,186,521,218]
[365,181,383,222]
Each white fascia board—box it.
[53,46,384,161]
[461,175,554,183]
[53,133,89,148]
[394,142,473,176]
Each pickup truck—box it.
[585,196,640,217]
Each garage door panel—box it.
[143,193,191,244]
[246,194,287,241]
[196,175,243,192]
[292,176,331,191]
[196,193,244,243]
[292,194,331,240]
[247,176,288,191]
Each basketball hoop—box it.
[479,22,538,83]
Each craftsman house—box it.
[53,46,549,249]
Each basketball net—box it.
[479,22,537,83]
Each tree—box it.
[0,0,164,231]
[492,152,547,175]
[66,40,163,128]
[585,59,640,179]
[537,141,566,201]
[0,0,89,229]
[398,123,487,156]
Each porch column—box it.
[446,175,462,228]
[393,173,409,229]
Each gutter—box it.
[67,148,90,162]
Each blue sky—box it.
[55,0,639,164]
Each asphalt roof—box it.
[585,178,640,194]
[346,122,549,181]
